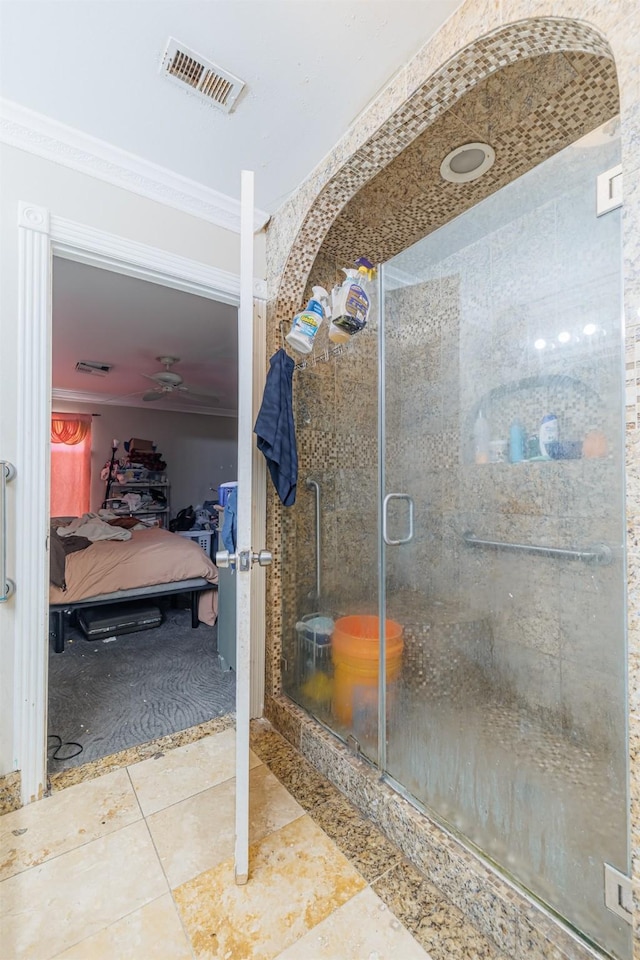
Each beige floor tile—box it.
[128,726,261,816]
[0,769,141,881]
[0,821,167,960]
[173,815,366,960]
[273,886,433,960]
[52,894,192,960]
[148,764,305,888]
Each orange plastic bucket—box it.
[331,615,403,726]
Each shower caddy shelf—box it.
[279,320,357,370]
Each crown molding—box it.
[16,203,267,302]
[52,387,237,419]
[1,98,270,233]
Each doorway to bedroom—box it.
[47,256,239,774]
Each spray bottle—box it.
[285,286,331,355]
[329,258,376,344]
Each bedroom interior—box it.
[47,255,240,770]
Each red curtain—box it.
[50,414,92,518]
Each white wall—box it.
[53,400,237,514]
[0,142,261,777]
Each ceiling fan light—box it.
[151,371,183,386]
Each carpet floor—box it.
[47,604,235,772]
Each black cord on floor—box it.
[48,733,83,761]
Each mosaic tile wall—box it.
[278,315,380,707]
[264,4,640,957]
[266,17,614,308]
[319,52,618,269]
[381,124,625,752]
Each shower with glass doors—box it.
[282,120,629,959]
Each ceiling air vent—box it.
[75,361,112,377]
[161,37,245,113]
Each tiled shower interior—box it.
[281,120,629,959]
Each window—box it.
[50,413,92,518]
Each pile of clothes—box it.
[49,512,143,590]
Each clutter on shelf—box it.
[471,404,609,465]
[100,437,167,485]
[100,437,170,526]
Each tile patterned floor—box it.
[0,721,506,959]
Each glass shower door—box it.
[381,122,630,959]
[282,284,381,763]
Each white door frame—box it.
[15,200,266,804]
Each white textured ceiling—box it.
[0,0,461,213]
[52,258,239,415]
[24,2,463,419]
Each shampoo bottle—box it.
[285,286,330,355]
[473,408,490,464]
[509,420,526,463]
[539,413,559,458]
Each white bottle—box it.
[473,408,490,464]
[539,413,559,458]
[285,286,330,355]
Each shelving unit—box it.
[106,480,171,528]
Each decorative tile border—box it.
[268,16,614,309]
[320,52,618,269]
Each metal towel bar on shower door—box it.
[306,479,321,600]
[463,532,612,565]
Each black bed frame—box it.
[49,578,216,653]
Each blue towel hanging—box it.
[254,348,298,506]
[221,487,237,552]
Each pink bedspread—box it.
[49,528,219,625]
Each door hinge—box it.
[346,734,361,757]
[596,164,622,216]
[604,863,633,923]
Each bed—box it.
[49,526,219,653]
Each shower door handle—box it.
[0,461,16,602]
[383,493,414,546]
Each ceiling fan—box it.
[140,357,220,404]
[106,356,220,406]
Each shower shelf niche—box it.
[466,373,608,465]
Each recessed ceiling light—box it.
[558,331,571,343]
[440,142,495,183]
[583,323,597,335]
[534,339,546,350]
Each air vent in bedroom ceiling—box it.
[161,37,245,113]
[75,361,112,377]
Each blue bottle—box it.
[509,420,526,463]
